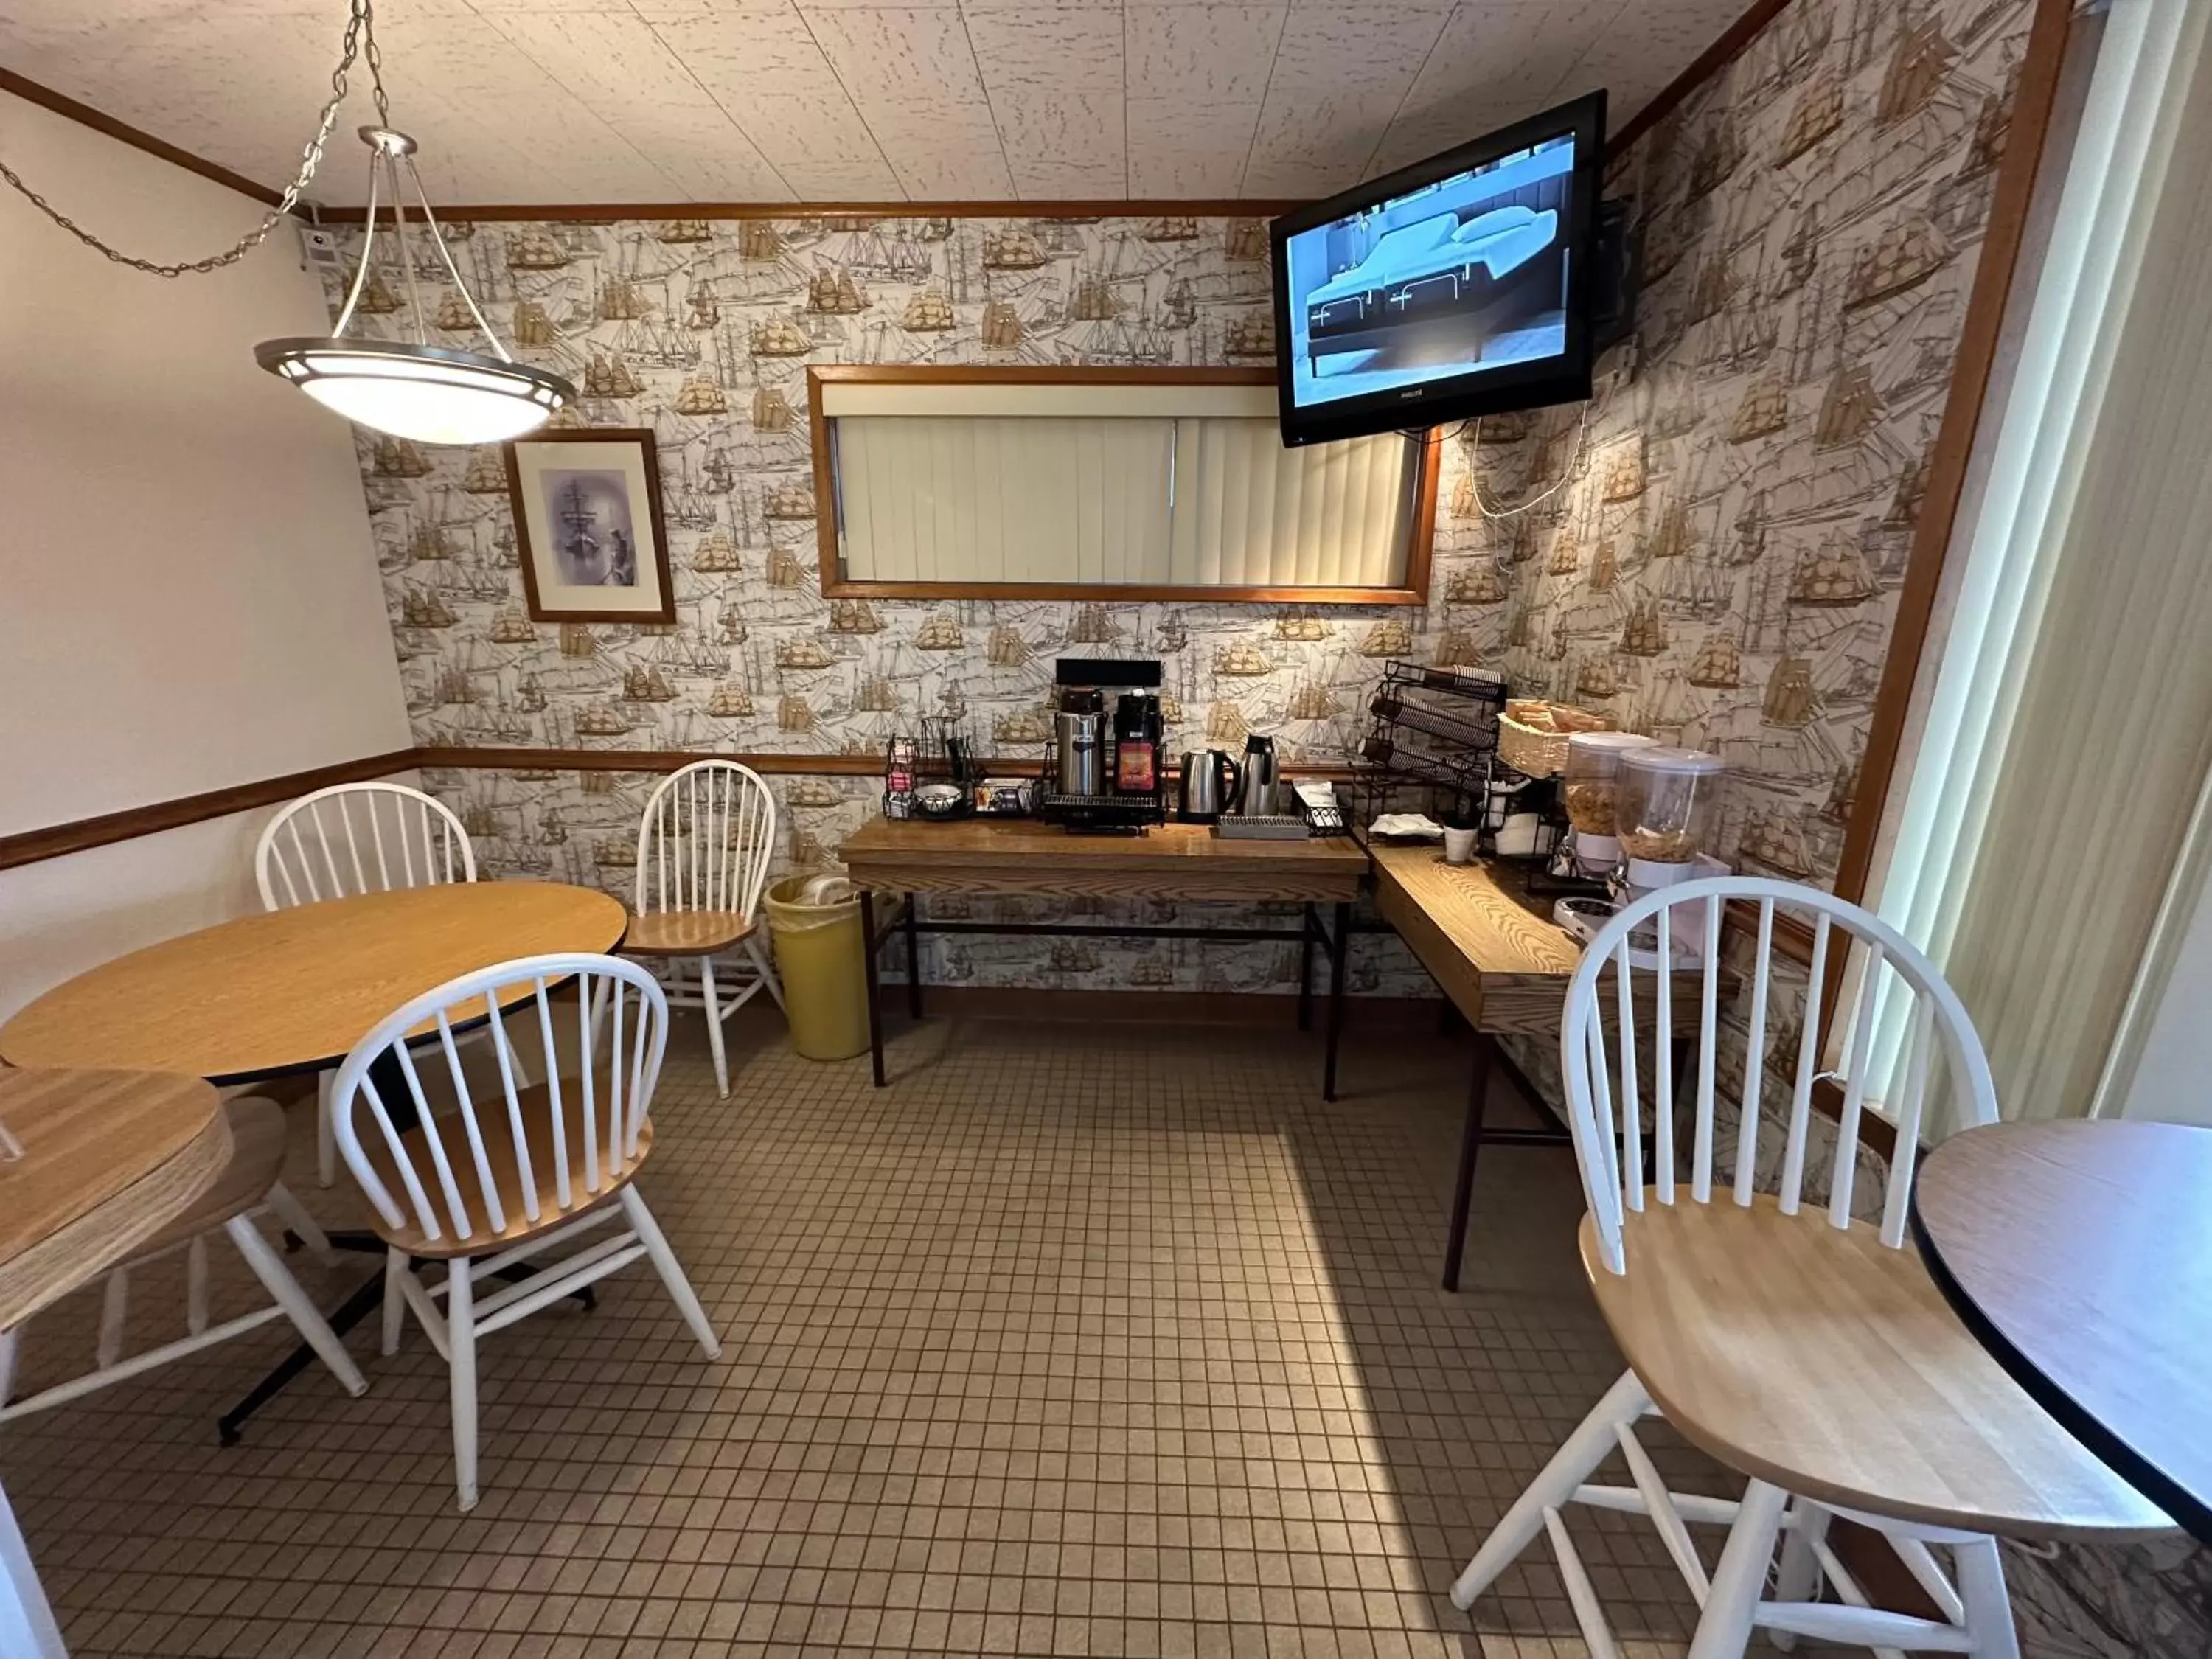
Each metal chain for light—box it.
[0,0,388,277]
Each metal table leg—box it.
[1298,904,1317,1033]
[859,888,887,1088]
[1322,901,1350,1102]
[905,895,922,1019]
[1442,1035,1495,1293]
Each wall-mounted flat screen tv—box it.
[1270,91,1606,447]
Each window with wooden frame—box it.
[809,366,1441,604]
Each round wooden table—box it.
[1913,1118,2212,1541]
[0,882,627,1083]
[0,882,627,1445]
[1,1068,232,1659]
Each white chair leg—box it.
[0,1478,67,1659]
[698,955,731,1099]
[223,1215,367,1397]
[316,1069,338,1189]
[382,1248,408,1357]
[621,1188,721,1360]
[1686,1478,1787,1659]
[262,1182,336,1266]
[447,1259,479,1512]
[1451,1368,1652,1609]
[1768,1498,1829,1649]
[745,933,786,1012]
[1955,1539,2020,1659]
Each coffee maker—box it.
[1041,658,1166,832]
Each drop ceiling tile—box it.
[1125,97,1262,198]
[863,97,1016,198]
[1124,4,1286,110]
[990,88,1125,197]
[1391,0,1618,145]
[799,5,993,107]
[964,7,1124,94]
[645,7,902,197]
[1366,91,1551,176]
[478,9,791,199]
[1242,1,1452,196]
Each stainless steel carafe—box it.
[1176,749,1242,822]
[1236,734,1282,815]
[1054,710,1105,796]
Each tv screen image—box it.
[1270,93,1604,447]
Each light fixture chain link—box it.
[0,0,379,278]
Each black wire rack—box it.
[1352,661,1509,826]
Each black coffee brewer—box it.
[1041,658,1166,833]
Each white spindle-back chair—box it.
[255,781,477,910]
[0,1098,366,1427]
[257,782,498,1186]
[1450,876,2167,1659]
[620,760,784,1098]
[330,953,721,1511]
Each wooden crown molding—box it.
[0,66,285,209]
[311,198,1307,226]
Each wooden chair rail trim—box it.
[0,748,421,872]
[2,748,1374,870]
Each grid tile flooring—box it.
[3,1012,1731,1658]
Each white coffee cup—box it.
[1443,825,1478,865]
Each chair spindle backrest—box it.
[633,760,776,921]
[1560,875,1997,1276]
[257,782,476,911]
[329,954,668,1248]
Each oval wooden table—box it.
[2,1068,233,1659]
[0,883,627,1444]
[0,882,628,1085]
[1912,1118,2211,1541]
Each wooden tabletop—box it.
[1913,1119,2212,1541]
[0,883,627,1085]
[1369,844,1585,1034]
[0,1069,232,1330]
[841,817,1368,903]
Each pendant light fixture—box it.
[257,126,574,445]
[2,0,572,446]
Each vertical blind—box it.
[822,382,1419,591]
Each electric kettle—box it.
[1177,749,1242,823]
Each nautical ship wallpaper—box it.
[322,0,2042,1001]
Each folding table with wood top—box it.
[839,818,1369,1096]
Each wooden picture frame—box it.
[808,366,1441,606]
[505,428,676,625]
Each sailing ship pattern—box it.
[327,0,2036,993]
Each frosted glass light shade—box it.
[254,338,574,446]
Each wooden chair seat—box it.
[1584,1194,2171,1541]
[140,1096,290,1256]
[621,909,755,957]
[361,1080,654,1259]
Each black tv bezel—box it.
[1268,91,1607,448]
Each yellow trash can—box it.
[763,874,871,1060]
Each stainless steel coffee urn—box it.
[1236,733,1282,815]
[1054,692,1106,797]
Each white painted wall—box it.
[0,91,409,1023]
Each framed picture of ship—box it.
[506,428,676,625]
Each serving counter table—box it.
[1371,845,1717,1290]
[839,818,1368,1094]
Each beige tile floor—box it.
[2,1010,1733,1658]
